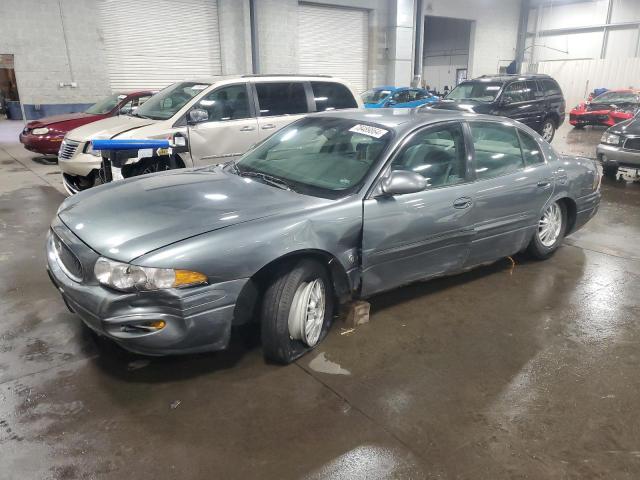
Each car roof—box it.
[466,74,552,83]
[308,107,516,135]
[182,75,351,84]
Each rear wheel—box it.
[527,200,567,259]
[261,259,334,364]
[602,163,619,178]
[541,118,556,142]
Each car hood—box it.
[58,168,327,263]
[66,115,158,142]
[430,99,493,114]
[611,117,640,135]
[27,112,97,129]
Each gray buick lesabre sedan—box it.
[47,109,601,363]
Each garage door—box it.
[298,4,369,94]
[98,0,222,91]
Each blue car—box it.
[362,86,438,109]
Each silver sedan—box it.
[47,109,601,363]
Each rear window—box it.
[541,79,562,96]
[311,81,357,111]
[256,82,308,116]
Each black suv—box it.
[430,74,566,143]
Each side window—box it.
[392,90,411,103]
[135,95,151,106]
[310,81,357,111]
[196,84,251,122]
[501,82,533,103]
[256,82,308,116]
[391,123,467,188]
[470,122,524,179]
[517,130,544,165]
[527,81,543,99]
[542,79,561,96]
[119,100,134,114]
[414,89,428,100]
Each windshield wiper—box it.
[233,165,294,192]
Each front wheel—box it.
[541,119,556,143]
[527,200,567,259]
[261,259,334,364]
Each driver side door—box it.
[187,83,260,165]
[361,122,476,296]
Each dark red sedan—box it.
[19,91,154,155]
[570,89,640,128]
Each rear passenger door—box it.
[252,81,310,139]
[464,121,554,267]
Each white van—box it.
[58,75,363,194]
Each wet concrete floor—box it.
[1,120,640,479]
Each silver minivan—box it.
[59,75,363,194]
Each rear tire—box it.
[540,118,556,143]
[261,259,334,364]
[527,200,567,260]
[602,163,619,178]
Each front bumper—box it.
[46,220,248,355]
[597,143,640,169]
[58,151,102,177]
[19,132,63,155]
[570,111,632,127]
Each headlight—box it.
[85,143,102,157]
[94,257,207,292]
[32,127,50,135]
[600,132,621,145]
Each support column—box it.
[387,0,415,87]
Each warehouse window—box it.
[256,82,308,116]
[310,81,357,111]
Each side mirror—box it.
[188,108,209,125]
[380,170,427,196]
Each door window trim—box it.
[366,120,474,199]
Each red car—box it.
[19,91,154,155]
[570,89,640,128]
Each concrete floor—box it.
[1,119,640,479]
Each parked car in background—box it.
[597,112,640,177]
[47,108,600,363]
[59,75,362,194]
[569,89,640,129]
[430,74,566,143]
[19,91,153,156]
[362,86,438,109]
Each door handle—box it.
[537,180,552,188]
[261,123,276,130]
[453,197,472,209]
[239,125,255,132]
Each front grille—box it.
[52,232,83,281]
[58,139,80,160]
[624,138,640,151]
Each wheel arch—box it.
[232,249,353,325]
[556,196,578,234]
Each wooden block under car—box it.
[341,300,371,327]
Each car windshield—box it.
[592,91,638,105]
[446,82,503,102]
[134,82,210,120]
[234,117,392,198]
[362,89,392,104]
[84,93,124,114]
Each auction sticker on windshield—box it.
[349,124,389,138]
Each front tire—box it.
[541,118,556,143]
[527,200,567,259]
[261,259,334,364]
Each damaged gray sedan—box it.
[47,109,600,363]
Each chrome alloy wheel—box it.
[538,202,562,247]
[542,121,554,142]
[288,279,326,347]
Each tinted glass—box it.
[470,122,524,179]
[391,123,466,187]
[195,84,251,121]
[502,81,534,103]
[518,130,544,165]
[392,90,411,103]
[541,79,561,96]
[85,93,122,114]
[446,81,503,102]
[236,117,391,197]
[135,82,210,120]
[362,89,392,104]
[256,82,308,116]
[414,89,429,100]
[311,81,357,111]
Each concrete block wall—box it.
[0,0,111,117]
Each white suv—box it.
[59,75,363,194]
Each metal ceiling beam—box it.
[526,21,640,37]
